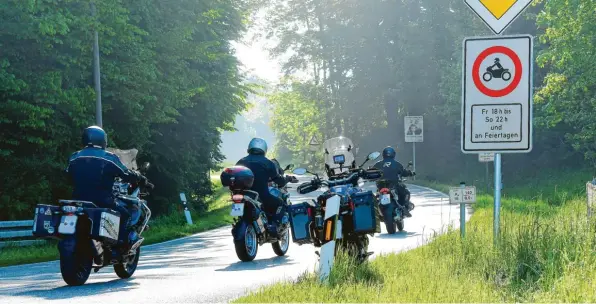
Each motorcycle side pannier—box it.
[351,191,377,234]
[86,208,121,245]
[220,166,254,191]
[288,202,313,245]
[32,204,62,239]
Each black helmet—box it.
[382,146,396,159]
[494,57,500,62]
[82,126,107,149]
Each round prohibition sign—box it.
[472,46,522,98]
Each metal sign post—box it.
[449,183,477,238]
[479,152,494,193]
[462,0,534,245]
[404,116,423,180]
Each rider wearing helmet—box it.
[372,146,415,217]
[65,126,150,254]
[489,57,503,70]
[236,138,292,235]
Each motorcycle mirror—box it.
[367,151,381,161]
[285,164,293,171]
[292,168,307,175]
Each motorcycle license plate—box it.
[230,203,244,217]
[58,215,78,235]
[380,194,391,205]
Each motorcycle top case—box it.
[32,204,62,239]
[288,202,313,245]
[86,208,121,245]
[351,190,377,234]
[220,166,254,191]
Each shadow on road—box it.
[215,255,297,272]
[14,278,140,300]
[375,231,419,239]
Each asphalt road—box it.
[0,178,469,303]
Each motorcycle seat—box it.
[59,199,98,209]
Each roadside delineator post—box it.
[180,193,193,225]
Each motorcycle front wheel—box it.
[114,246,141,279]
[502,71,511,81]
[58,235,93,286]
[272,226,290,256]
[234,223,258,262]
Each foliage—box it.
[256,0,592,181]
[0,0,251,219]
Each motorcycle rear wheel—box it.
[59,235,93,286]
[114,247,141,279]
[383,205,397,234]
[234,224,258,262]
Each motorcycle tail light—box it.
[61,206,78,213]
[349,201,354,210]
[380,188,390,194]
[307,207,313,217]
[231,194,244,203]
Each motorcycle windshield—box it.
[107,148,138,170]
[324,137,355,174]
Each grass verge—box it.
[236,170,596,302]
[0,181,232,268]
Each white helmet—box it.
[247,137,268,155]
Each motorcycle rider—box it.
[488,57,503,71]
[372,146,415,217]
[65,126,151,256]
[236,138,293,235]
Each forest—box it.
[261,0,595,184]
[0,0,254,219]
[1,0,594,220]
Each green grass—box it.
[0,180,232,267]
[236,170,596,302]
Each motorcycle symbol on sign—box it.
[483,57,511,82]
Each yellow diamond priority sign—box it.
[464,0,534,34]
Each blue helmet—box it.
[247,137,267,155]
[82,126,107,149]
[382,146,396,159]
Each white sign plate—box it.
[404,116,423,143]
[479,152,495,162]
[462,35,533,153]
[449,186,477,204]
[464,0,534,35]
[179,192,187,202]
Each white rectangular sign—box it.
[449,186,477,204]
[479,152,495,162]
[404,116,423,143]
[462,35,533,153]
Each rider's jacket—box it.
[372,158,413,187]
[236,154,287,200]
[66,147,142,207]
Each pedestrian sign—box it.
[404,116,423,143]
[464,0,534,35]
[461,35,533,153]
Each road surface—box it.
[0,178,470,303]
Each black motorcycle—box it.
[32,162,153,286]
[221,163,298,262]
[375,161,415,234]
[290,151,382,263]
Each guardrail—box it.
[0,220,47,248]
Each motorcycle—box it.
[290,151,383,264]
[32,152,153,286]
[221,163,299,262]
[483,66,511,82]
[375,161,415,234]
